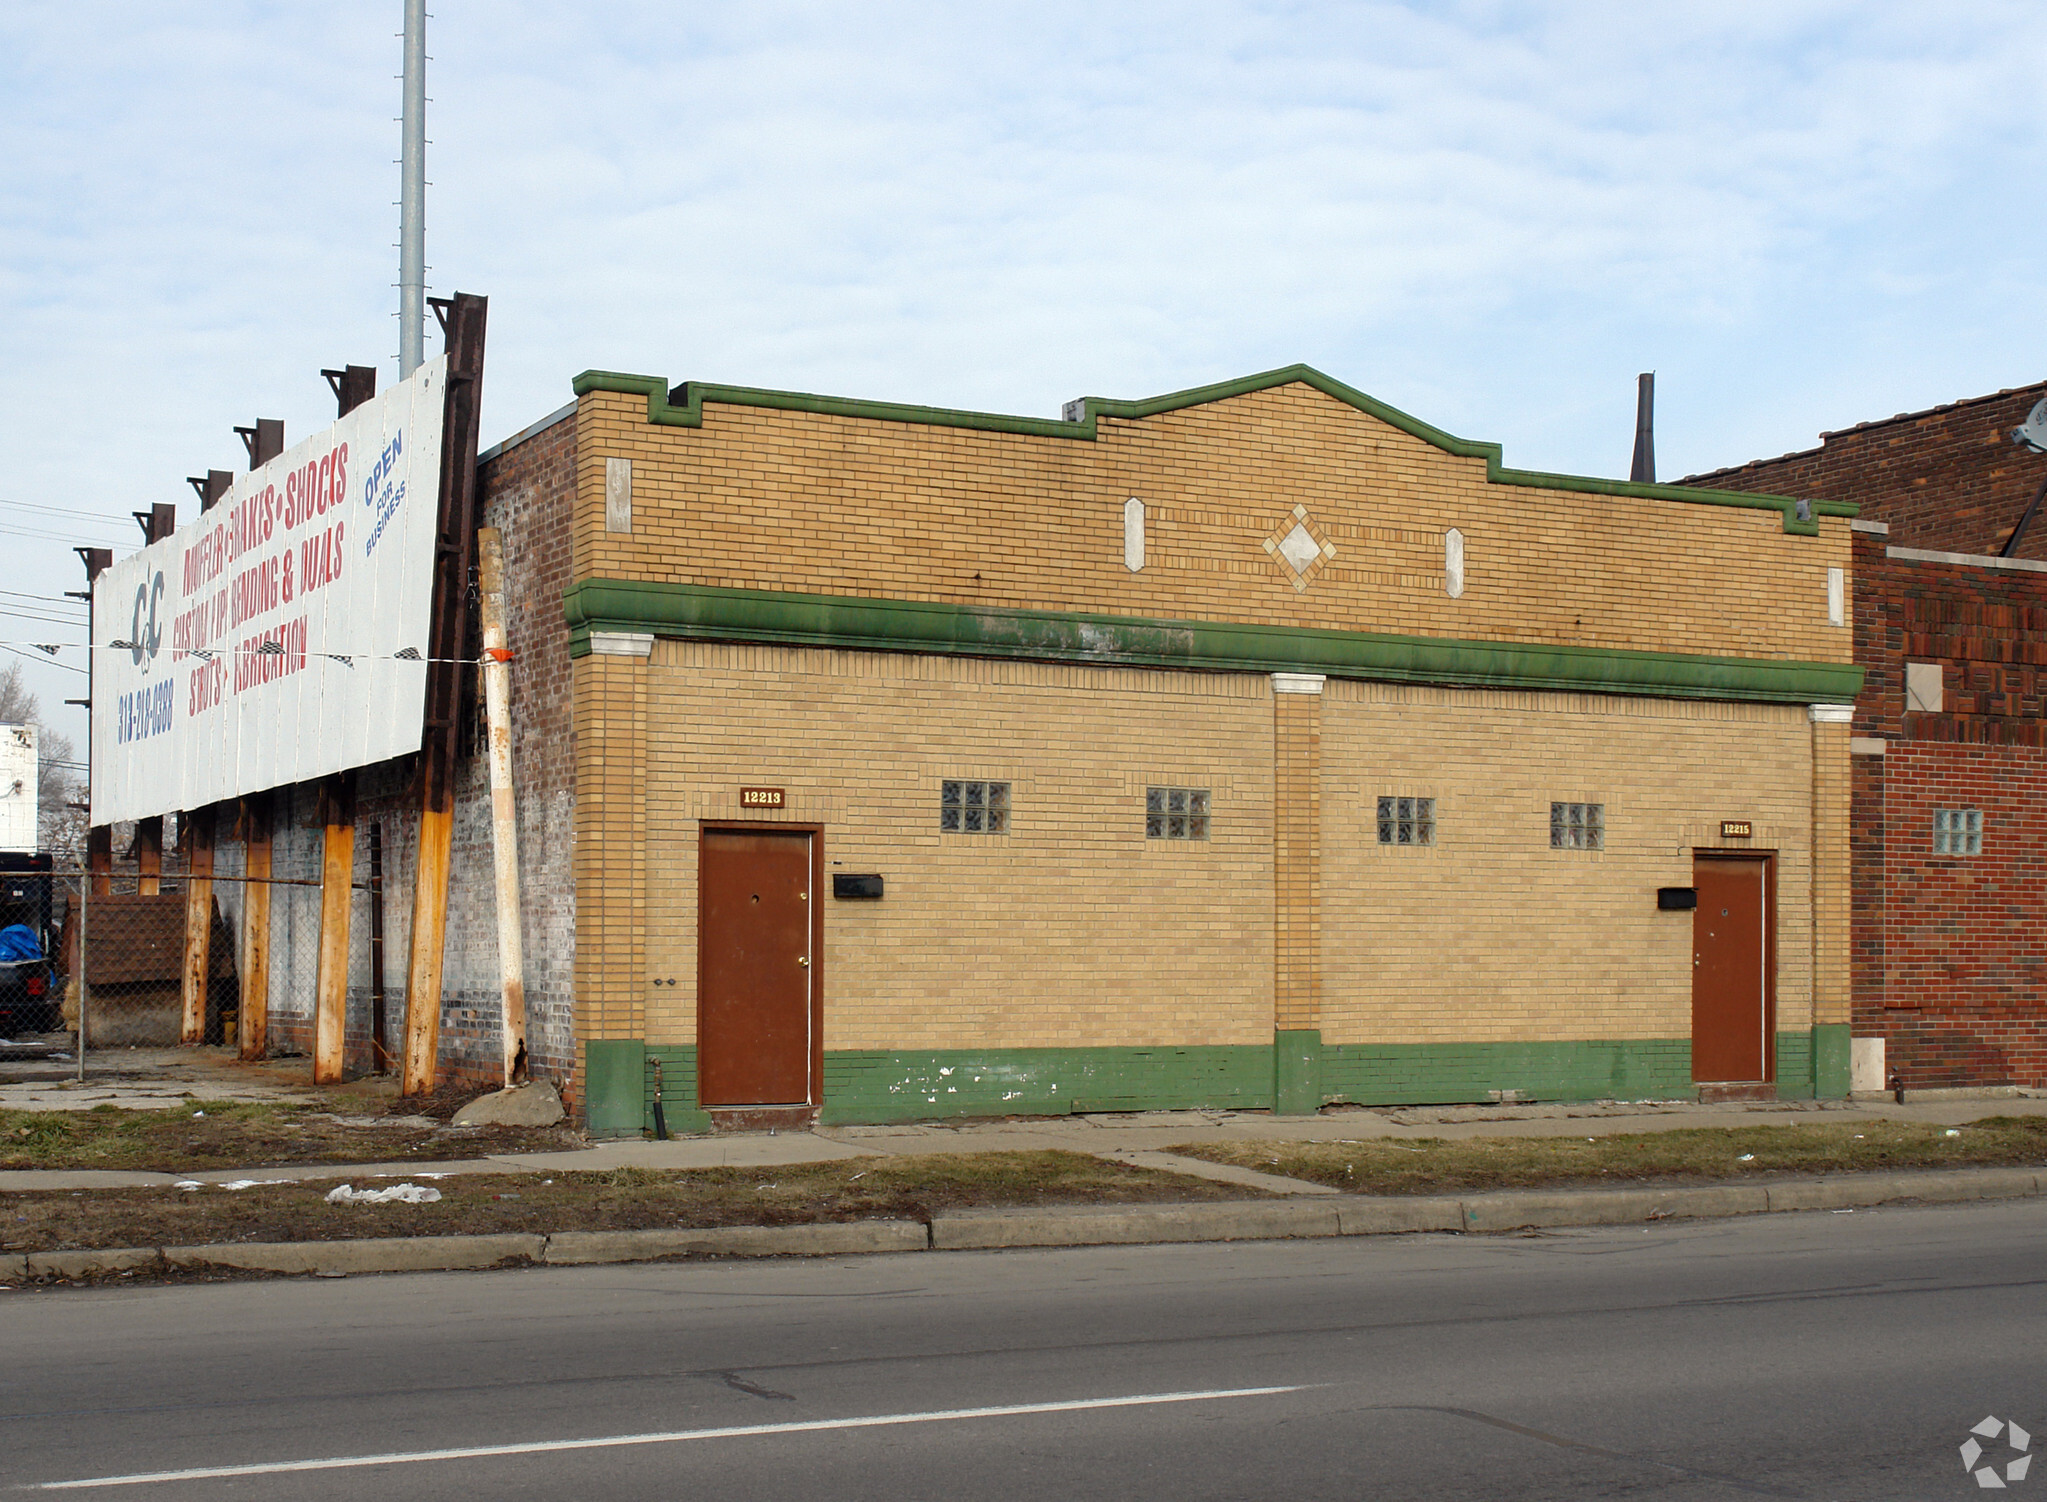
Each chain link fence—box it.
[0,860,326,1056]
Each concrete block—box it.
[453,1081,565,1127]
[931,1200,1340,1250]
[542,1221,927,1264]
[0,1254,30,1281]
[26,1247,164,1279]
[164,1235,545,1276]
[1336,1196,1464,1235]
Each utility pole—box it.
[399,0,427,377]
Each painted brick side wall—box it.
[1688,383,2047,560]
[571,382,1852,667]
[1875,742,2047,1087]
[218,411,578,1091]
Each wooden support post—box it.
[314,775,355,1085]
[399,290,488,1097]
[477,527,527,1085]
[179,807,215,1045]
[87,825,111,899]
[135,817,162,896]
[237,795,272,1061]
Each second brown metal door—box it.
[698,829,814,1106]
[1691,856,1770,1083]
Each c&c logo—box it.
[1961,1416,2032,1489]
[129,570,164,672]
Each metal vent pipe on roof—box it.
[1631,372,1655,484]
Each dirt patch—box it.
[1172,1117,2047,1193]
[0,1101,581,1171]
[0,1151,1256,1253]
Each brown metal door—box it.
[698,829,815,1106]
[1691,856,1770,1083]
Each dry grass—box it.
[0,1101,580,1171]
[0,1150,1252,1252]
[1173,1117,2047,1194]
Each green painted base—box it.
[583,1040,713,1138]
[1322,1038,1694,1106]
[585,1031,1850,1131]
[821,1046,1273,1124]
[1773,1030,1815,1100]
[1275,1030,1323,1115]
[1813,1023,1851,1099]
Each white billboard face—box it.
[91,356,448,823]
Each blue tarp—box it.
[0,924,42,963]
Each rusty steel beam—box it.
[322,364,378,418]
[401,290,488,1097]
[313,775,356,1085]
[235,419,284,470]
[134,818,163,896]
[237,794,273,1060]
[179,807,215,1045]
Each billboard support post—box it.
[179,806,214,1045]
[401,291,488,1097]
[237,794,272,1061]
[314,773,356,1085]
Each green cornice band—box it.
[569,364,1858,536]
[563,580,1863,704]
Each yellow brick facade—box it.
[1318,683,1815,1046]
[640,642,1274,1051]
[569,379,1853,665]
[559,366,1861,1124]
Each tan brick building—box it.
[474,364,1861,1132]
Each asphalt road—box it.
[7,1199,2045,1500]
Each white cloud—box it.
[3,0,2046,744]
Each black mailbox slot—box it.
[833,873,885,900]
[1657,886,1698,911]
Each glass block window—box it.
[1550,802,1604,851]
[1933,808,1982,856]
[1376,796,1436,845]
[1146,786,1210,840]
[940,780,1009,834]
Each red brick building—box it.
[1689,384,2047,1091]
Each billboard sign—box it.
[91,356,448,823]
[0,724,35,852]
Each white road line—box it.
[29,1386,1308,1490]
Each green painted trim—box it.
[820,1046,1274,1124]
[1321,1038,1695,1106]
[582,1038,647,1139]
[1773,1030,1816,1100]
[564,579,1864,705]
[1813,1023,1851,1100]
[1275,1029,1323,1116]
[641,1045,713,1137]
[570,363,1856,534]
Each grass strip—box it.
[1172,1117,2047,1194]
[0,1150,1254,1253]
[0,1101,578,1172]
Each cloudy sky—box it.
[4,0,2045,758]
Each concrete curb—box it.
[7,1167,2040,1281]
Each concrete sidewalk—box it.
[5,1091,2043,1195]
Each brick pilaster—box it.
[1273,673,1324,1112]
